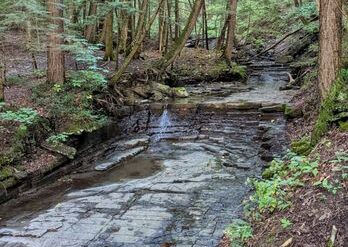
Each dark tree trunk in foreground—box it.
[47,0,65,84]
[318,0,343,98]
[158,0,203,70]
[224,0,237,63]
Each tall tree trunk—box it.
[167,0,173,42]
[158,3,165,52]
[318,0,343,97]
[119,0,130,53]
[216,16,229,50]
[174,0,180,40]
[26,20,38,71]
[223,0,237,63]
[0,63,4,102]
[158,0,203,70]
[104,11,114,60]
[47,0,65,84]
[202,0,209,50]
[84,1,98,43]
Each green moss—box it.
[284,105,302,119]
[311,71,348,145]
[172,87,189,98]
[291,137,312,156]
[339,121,348,131]
[0,166,13,180]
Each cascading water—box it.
[155,105,172,141]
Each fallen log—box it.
[253,16,319,58]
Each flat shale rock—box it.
[95,146,147,171]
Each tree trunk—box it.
[174,0,180,40]
[84,1,98,43]
[216,16,229,50]
[158,0,203,70]
[158,3,165,52]
[223,0,237,63]
[119,0,130,53]
[202,0,209,50]
[0,64,4,102]
[318,0,343,98]
[104,11,114,61]
[47,0,65,84]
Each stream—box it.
[0,60,296,247]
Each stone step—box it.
[95,146,147,171]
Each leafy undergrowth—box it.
[0,69,108,178]
[222,130,347,247]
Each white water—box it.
[155,107,172,141]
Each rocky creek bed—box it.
[0,60,296,247]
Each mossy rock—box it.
[284,105,303,119]
[42,141,77,159]
[291,137,312,156]
[276,55,294,64]
[151,82,172,96]
[0,166,13,181]
[1,177,17,189]
[172,87,189,98]
[339,121,348,131]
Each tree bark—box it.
[202,0,209,50]
[119,0,130,53]
[174,0,180,40]
[158,2,165,52]
[157,0,203,70]
[318,0,343,98]
[216,15,229,50]
[104,11,114,60]
[84,1,98,43]
[0,63,4,102]
[47,0,65,84]
[223,0,237,63]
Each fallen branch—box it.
[253,16,319,58]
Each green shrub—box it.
[0,108,39,125]
[225,219,253,247]
[280,218,292,229]
[47,132,70,145]
[5,76,26,86]
[67,70,107,91]
[33,69,46,78]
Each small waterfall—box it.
[156,106,171,141]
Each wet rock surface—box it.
[0,60,295,246]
